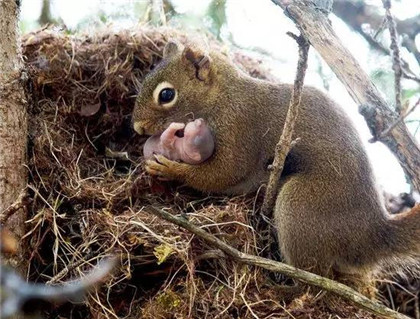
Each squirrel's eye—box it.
[159,88,175,104]
[153,81,177,108]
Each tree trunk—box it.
[0,0,28,268]
[38,0,53,26]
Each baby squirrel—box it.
[132,41,420,287]
[143,118,215,164]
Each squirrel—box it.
[132,40,420,290]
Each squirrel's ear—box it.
[182,47,211,82]
[163,41,182,59]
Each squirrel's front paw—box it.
[145,154,188,180]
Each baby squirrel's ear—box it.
[182,46,211,82]
[163,41,183,59]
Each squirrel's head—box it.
[132,40,216,136]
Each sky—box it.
[20,0,420,194]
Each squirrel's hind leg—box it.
[273,173,378,297]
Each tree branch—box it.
[276,0,420,80]
[382,0,403,114]
[378,98,420,140]
[272,0,420,191]
[146,206,411,319]
[339,22,420,84]
[261,33,309,216]
[332,0,420,66]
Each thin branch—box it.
[401,35,420,67]
[261,33,309,216]
[382,0,403,114]
[146,206,411,319]
[373,17,387,40]
[378,98,420,140]
[331,0,420,83]
[273,1,420,84]
[356,29,420,84]
[401,70,420,84]
[47,254,95,284]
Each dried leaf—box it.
[79,102,101,117]
[105,147,129,159]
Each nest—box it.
[20,27,418,319]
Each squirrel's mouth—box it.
[174,128,185,138]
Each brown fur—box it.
[132,41,420,288]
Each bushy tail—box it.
[381,205,420,274]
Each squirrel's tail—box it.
[380,205,420,273]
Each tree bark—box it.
[273,0,420,191]
[38,0,53,26]
[0,0,28,268]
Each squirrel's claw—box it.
[145,154,186,180]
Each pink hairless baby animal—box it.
[143,118,215,164]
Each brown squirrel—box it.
[132,40,420,289]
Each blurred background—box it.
[19,0,420,194]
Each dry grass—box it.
[20,27,418,319]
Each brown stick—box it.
[272,0,420,191]
[261,34,309,216]
[146,206,411,319]
[382,0,403,114]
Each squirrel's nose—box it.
[133,122,145,135]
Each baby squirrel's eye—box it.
[159,88,175,103]
[153,81,178,108]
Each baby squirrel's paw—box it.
[145,154,188,180]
